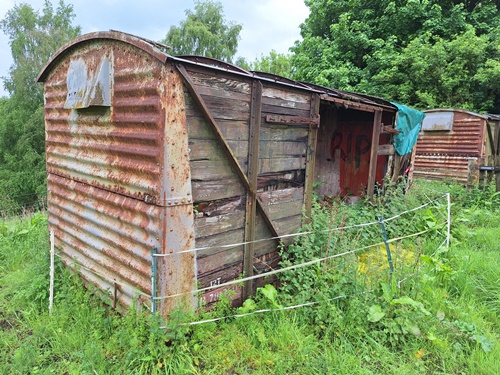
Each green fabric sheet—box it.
[391,102,426,156]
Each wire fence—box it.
[45,193,450,325]
[0,193,47,220]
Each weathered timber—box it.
[191,179,246,202]
[377,144,395,156]
[262,86,310,104]
[367,110,382,198]
[187,69,252,95]
[262,104,310,118]
[187,116,249,141]
[265,114,320,127]
[194,211,246,238]
[303,94,320,223]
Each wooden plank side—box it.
[258,140,307,159]
[187,69,252,95]
[187,115,249,141]
[189,138,249,161]
[197,245,244,276]
[192,179,246,202]
[259,157,306,174]
[262,86,310,104]
[258,187,304,221]
[194,211,246,238]
[190,159,247,181]
[260,123,308,142]
[185,96,250,122]
[261,95,310,111]
[194,83,250,102]
[262,103,310,118]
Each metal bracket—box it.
[477,166,500,172]
[165,196,193,206]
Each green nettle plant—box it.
[0,179,498,374]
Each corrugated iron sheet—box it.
[416,110,485,157]
[415,110,488,183]
[48,173,161,309]
[413,155,472,184]
[44,40,166,204]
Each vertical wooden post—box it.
[406,143,418,192]
[243,80,262,300]
[303,93,320,225]
[467,158,477,187]
[496,156,500,192]
[367,110,383,199]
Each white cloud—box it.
[0,0,309,97]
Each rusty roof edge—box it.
[298,81,397,112]
[169,55,396,111]
[170,55,323,94]
[37,30,170,83]
[424,108,500,121]
[37,29,399,113]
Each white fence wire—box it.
[44,193,450,324]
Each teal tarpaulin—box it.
[391,102,426,156]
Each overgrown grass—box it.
[0,180,499,374]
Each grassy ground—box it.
[0,180,499,374]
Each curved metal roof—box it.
[37,30,397,112]
[424,108,500,122]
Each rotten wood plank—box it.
[243,79,263,299]
[257,170,306,190]
[187,69,252,95]
[377,144,395,156]
[303,93,320,224]
[192,179,246,202]
[367,110,383,199]
[261,95,310,111]
[194,211,246,238]
[262,86,310,104]
[258,157,306,174]
[262,104,310,118]
[265,114,320,127]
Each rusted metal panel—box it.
[44,40,167,205]
[156,63,196,315]
[42,35,196,315]
[414,109,498,184]
[413,155,472,184]
[417,110,485,157]
[48,173,161,310]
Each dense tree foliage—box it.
[236,50,294,78]
[292,0,500,112]
[162,0,242,63]
[0,0,80,202]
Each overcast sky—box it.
[0,0,310,97]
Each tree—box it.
[161,0,242,63]
[0,0,80,201]
[292,0,500,112]
[236,50,294,78]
